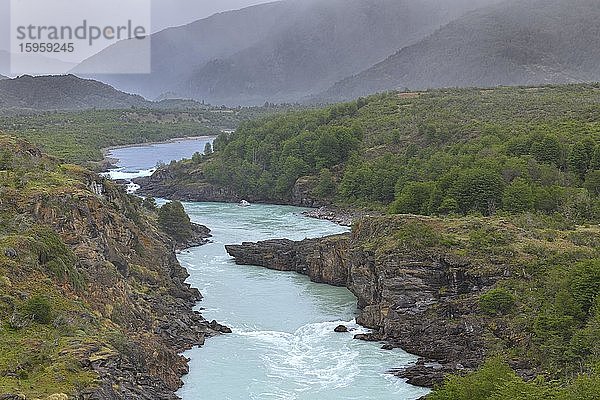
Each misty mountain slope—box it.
[176,0,498,105]
[318,0,600,102]
[73,1,293,100]
[74,0,498,105]
[0,75,7,80]
[0,75,150,111]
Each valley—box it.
[1,0,600,398]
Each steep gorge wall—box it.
[0,137,225,399]
[226,217,505,385]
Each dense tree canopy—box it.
[175,85,600,222]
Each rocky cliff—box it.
[0,136,225,399]
[134,166,325,207]
[226,215,520,386]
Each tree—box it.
[590,146,600,171]
[568,140,595,179]
[502,178,534,212]
[585,170,600,196]
[438,197,459,215]
[204,142,213,156]
[158,201,192,243]
[390,181,434,215]
[530,134,562,166]
[314,168,336,198]
[452,168,505,215]
[275,156,309,196]
[191,152,203,163]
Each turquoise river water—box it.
[106,137,430,400]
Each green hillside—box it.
[159,84,600,224]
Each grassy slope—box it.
[0,135,198,397]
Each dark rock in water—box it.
[225,236,350,287]
[4,248,17,258]
[381,344,394,350]
[354,333,381,342]
[334,325,348,333]
[220,326,233,334]
[391,359,451,387]
[209,319,232,334]
[175,223,212,251]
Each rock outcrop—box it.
[135,168,327,208]
[134,168,242,203]
[0,136,227,399]
[226,216,507,386]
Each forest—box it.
[187,85,600,224]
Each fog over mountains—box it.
[6,0,598,107]
[318,0,600,102]
[74,0,499,105]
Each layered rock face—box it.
[135,167,325,207]
[134,168,242,203]
[226,216,505,386]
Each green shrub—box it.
[429,358,516,400]
[141,196,157,210]
[158,201,192,243]
[23,295,53,324]
[430,359,559,400]
[569,260,600,315]
[313,168,336,198]
[479,288,516,315]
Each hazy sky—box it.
[0,0,279,51]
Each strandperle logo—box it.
[15,20,147,46]
[10,0,151,75]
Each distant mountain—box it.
[74,0,497,105]
[318,0,600,102]
[0,50,77,76]
[0,75,150,111]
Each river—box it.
[105,137,430,400]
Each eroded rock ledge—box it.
[226,216,505,387]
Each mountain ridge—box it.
[0,74,150,111]
[317,0,600,102]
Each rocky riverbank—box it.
[134,167,337,209]
[133,170,243,204]
[302,206,381,227]
[0,136,228,399]
[225,215,513,387]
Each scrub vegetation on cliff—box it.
[0,135,215,398]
